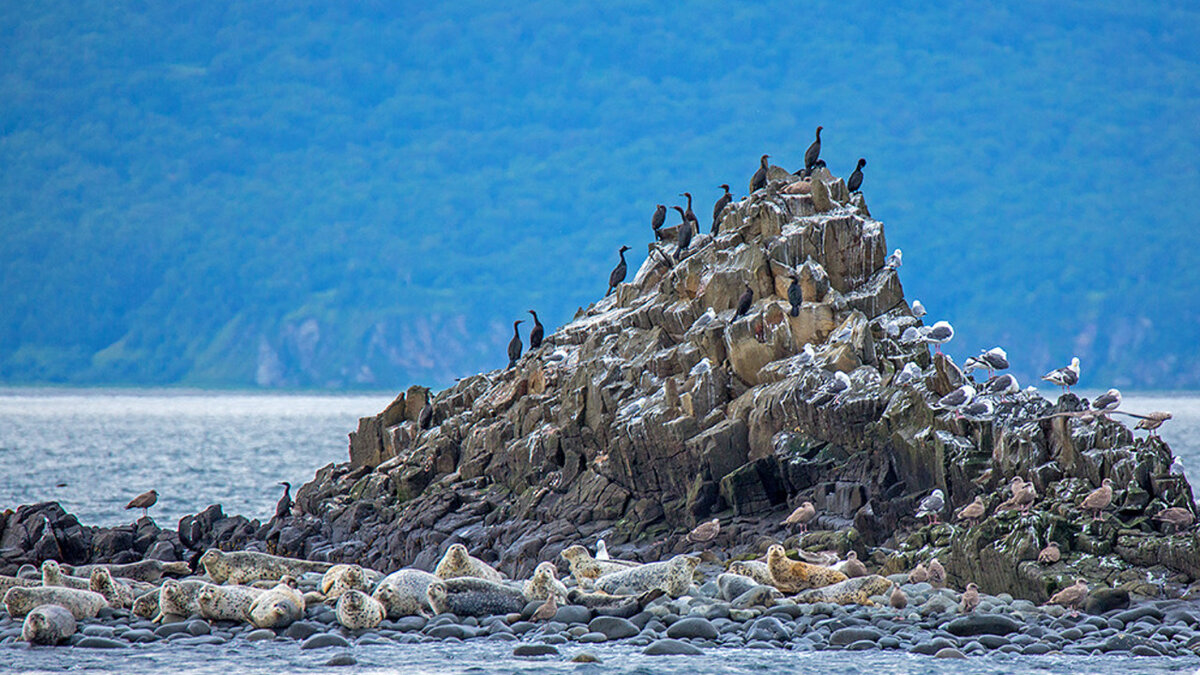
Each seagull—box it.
[894,362,922,387]
[916,489,945,524]
[927,558,946,587]
[1042,357,1081,393]
[900,326,923,344]
[1170,456,1185,476]
[923,321,954,353]
[1080,478,1113,521]
[1153,507,1195,533]
[960,583,980,613]
[962,397,994,419]
[886,249,902,269]
[1135,411,1173,438]
[692,307,717,330]
[782,501,817,533]
[955,496,986,525]
[125,489,158,519]
[911,300,926,318]
[1091,388,1121,416]
[1038,542,1061,564]
[982,374,1020,398]
[796,343,816,367]
[1046,578,1088,614]
[595,539,610,561]
[828,371,852,401]
[937,385,976,416]
[687,518,720,543]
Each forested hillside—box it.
[1,1,1198,389]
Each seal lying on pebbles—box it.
[248,579,306,629]
[561,545,640,587]
[41,560,89,590]
[434,544,504,582]
[766,545,848,593]
[64,559,191,582]
[158,579,208,621]
[523,561,568,602]
[373,569,437,618]
[427,578,527,617]
[199,549,332,585]
[197,583,264,622]
[89,568,134,608]
[3,585,107,619]
[718,573,762,601]
[727,560,774,586]
[320,564,373,602]
[335,589,385,629]
[566,588,665,618]
[593,554,699,598]
[132,589,160,619]
[22,604,77,645]
[0,574,39,596]
[792,574,892,605]
[731,585,781,609]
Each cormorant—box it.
[671,206,692,260]
[847,158,866,192]
[606,246,630,297]
[275,482,292,519]
[651,204,666,241]
[787,274,802,316]
[528,310,543,348]
[125,489,158,518]
[679,193,699,233]
[750,154,770,193]
[418,397,434,430]
[508,321,524,367]
[712,184,732,234]
[804,126,823,172]
[734,284,753,318]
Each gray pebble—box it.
[666,617,718,640]
[513,644,559,657]
[301,633,351,649]
[75,636,127,649]
[187,620,211,636]
[643,638,703,655]
[326,654,357,666]
[245,629,275,642]
[589,616,638,640]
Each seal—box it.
[320,564,374,603]
[522,561,568,602]
[717,572,761,601]
[132,589,160,619]
[792,574,893,605]
[249,579,306,629]
[199,549,332,585]
[593,554,699,598]
[0,574,39,596]
[560,545,641,587]
[64,559,191,583]
[3,585,107,619]
[22,604,77,645]
[727,560,773,586]
[731,585,781,609]
[157,579,209,621]
[89,568,134,609]
[373,569,438,618]
[766,545,848,593]
[426,578,527,618]
[41,560,89,590]
[197,583,264,622]
[335,589,385,629]
[434,544,503,582]
[565,588,666,619]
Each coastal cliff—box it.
[2,162,1194,605]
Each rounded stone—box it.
[300,633,351,649]
[513,644,559,657]
[643,638,703,655]
[577,631,608,643]
[284,622,322,640]
[830,627,883,645]
[934,647,966,659]
[326,654,357,666]
[75,637,127,649]
[245,629,275,642]
[588,616,639,640]
[666,617,718,640]
[187,620,211,636]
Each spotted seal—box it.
[0,574,38,596]
[3,585,107,619]
[792,574,892,605]
[197,583,264,622]
[434,544,503,582]
[320,564,374,603]
[373,569,438,618]
[727,560,773,586]
[560,545,640,587]
[199,549,332,585]
[731,584,782,609]
[593,554,699,598]
[522,561,568,602]
[426,577,527,617]
[157,579,209,621]
[41,560,89,590]
[335,589,385,629]
[64,559,191,583]
[766,545,848,593]
[132,589,160,619]
[717,572,761,601]
[89,568,134,609]
[565,588,665,619]
[248,579,306,629]
[22,604,77,645]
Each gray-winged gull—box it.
[796,343,816,367]
[916,489,945,524]
[1091,388,1121,416]
[828,371,852,401]
[894,362,922,387]
[983,373,1019,397]
[923,321,954,353]
[886,249,902,269]
[936,384,975,414]
[911,300,926,318]
[1042,357,1080,393]
[962,397,994,419]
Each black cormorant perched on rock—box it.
[788,274,803,317]
[679,193,699,234]
[418,397,434,430]
[606,246,630,297]
[528,310,543,348]
[712,185,732,234]
[651,204,666,241]
[735,284,753,318]
[805,126,823,172]
[671,206,692,260]
[508,320,524,367]
[275,482,292,520]
[750,154,770,193]
[847,158,866,193]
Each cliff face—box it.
[265,165,1195,602]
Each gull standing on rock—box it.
[1080,479,1113,521]
[782,501,817,533]
[889,584,908,610]
[955,496,986,525]
[1170,455,1186,476]
[894,362,922,387]
[606,246,630,297]
[796,343,816,367]
[960,583,980,613]
[1038,542,1061,564]
[1046,579,1088,614]
[1091,388,1122,417]
[908,563,929,583]
[886,249,902,270]
[595,539,610,561]
[923,321,954,353]
[1042,357,1081,393]
[828,371,852,402]
[125,489,158,518]
[936,385,976,416]
[916,489,945,524]
[983,374,1020,398]
[962,398,994,419]
[1134,412,1174,438]
[687,518,720,544]
[911,300,926,318]
[927,558,946,588]
[507,321,524,368]
[1153,507,1195,533]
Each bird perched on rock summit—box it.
[507,320,524,368]
[1042,357,1081,393]
[527,311,544,349]
[275,482,292,520]
[782,501,816,533]
[606,246,630,297]
[125,489,158,518]
[750,154,770,193]
[847,158,866,193]
[804,126,823,173]
[712,184,732,233]
[1080,478,1113,521]
[916,489,945,524]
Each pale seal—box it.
[593,554,699,598]
[434,544,503,582]
[792,574,893,605]
[0,574,39,596]
[199,549,332,585]
[560,545,641,587]
[426,578,527,617]
[248,579,306,629]
[766,545,848,593]
[372,569,438,618]
[522,561,568,602]
[3,585,107,619]
[64,559,191,582]
[565,588,665,618]
[157,579,209,621]
[89,568,134,609]
[335,589,385,629]
[22,604,77,645]
[197,583,264,622]
[731,585,781,609]
[132,589,160,619]
[320,564,374,603]
[41,560,89,590]
[727,560,773,586]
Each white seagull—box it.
[937,384,976,416]
[595,539,610,560]
[894,362,922,387]
[886,249,903,269]
[983,374,1020,397]
[829,371,852,400]
[923,321,954,354]
[916,489,945,524]
[962,397,994,419]
[911,300,926,318]
[1042,357,1081,393]
[1091,388,1122,416]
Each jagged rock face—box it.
[253,170,1199,599]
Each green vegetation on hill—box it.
[1,1,1198,389]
